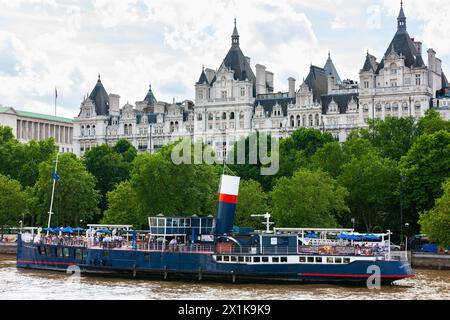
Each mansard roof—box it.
[304,65,328,102]
[362,53,378,72]
[89,75,110,116]
[376,4,425,73]
[254,96,295,118]
[321,93,359,114]
[442,72,449,88]
[324,53,342,83]
[197,69,209,85]
[144,84,157,106]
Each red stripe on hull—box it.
[17,260,79,267]
[300,273,414,279]
[218,193,238,204]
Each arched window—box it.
[92,125,96,136]
[86,125,91,136]
[170,122,174,133]
[309,114,313,127]
[230,112,235,120]
[222,112,227,120]
[208,113,213,121]
[197,113,203,121]
[302,115,306,127]
[175,121,179,131]
[290,115,295,127]
[124,124,128,135]
[315,114,320,126]
[81,126,85,137]
[296,115,301,127]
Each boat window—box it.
[238,256,244,262]
[82,249,88,260]
[299,256,306,263]
[307,257,314,263]
[63,248,70,258]
[230,256,237,262]
[327,257,334,264]
[335,257,342,263]
[144,253,151,261]
[245,257,251,263]
[57,247,63,258]
[315,257,323,263]
[253,257,261,263]
[216,256,223,262]
[343,258,351,264]
[272,257,280,263]
[262,257,269,263]
[224,256,230,262]
[281,257,288,263]
[75,249,82,260]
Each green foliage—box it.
[33,153,99,226]
[310,142,349,178]
[0,125,56,187]
[235,180,270,229]
[359,117,417,161]
[270,169,349,228]
[419,179,450,248]
[338,152,400,232]
[0,174,27,230]
[399,130,450,219]
[416,109,450,137]
[84,141,136,216]
[101,181,146,228]
[131,142,219,217]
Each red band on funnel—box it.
[218,193,238,204]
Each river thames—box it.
[0,255,448,300]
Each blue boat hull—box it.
[17,242,413,285]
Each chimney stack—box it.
[288,77,296,98]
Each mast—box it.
[46,153,60,236]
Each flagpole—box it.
[46,153,60,236]
[54,87,57,117]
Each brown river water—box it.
[0,255,448,300]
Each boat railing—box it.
[215,245,390,257]
[388,251,409,262]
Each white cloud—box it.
[0,0,448,119]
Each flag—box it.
[52,170,60,182]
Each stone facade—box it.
[0,105,74,153]
[73,4,448,157]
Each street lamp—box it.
[400,174,405,243]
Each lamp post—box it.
[400,174,405,243]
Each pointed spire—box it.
[98,73,101,82]
[397,0,406,31]
[232,18,240,46]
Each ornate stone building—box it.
[73,3,448,157]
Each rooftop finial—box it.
[232,18,239,46]
[397,0,406,31]
[328,51,331,59]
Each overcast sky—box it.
[0,0,449,119]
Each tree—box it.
[101,181,146,228]
[310,142,349,178]
[419,179,450,248]
[416,109,450,137]
[33,153,100,227]
[131,143,219,217]
[270,169,349,228]
[84,142,134,216]
[277,128,334,180]
[0,175,27,237]
[399,130,450,229]
[359,117,417,161]
[235,180,270,229]
[0,125,57,187]
[338,152,400,232]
